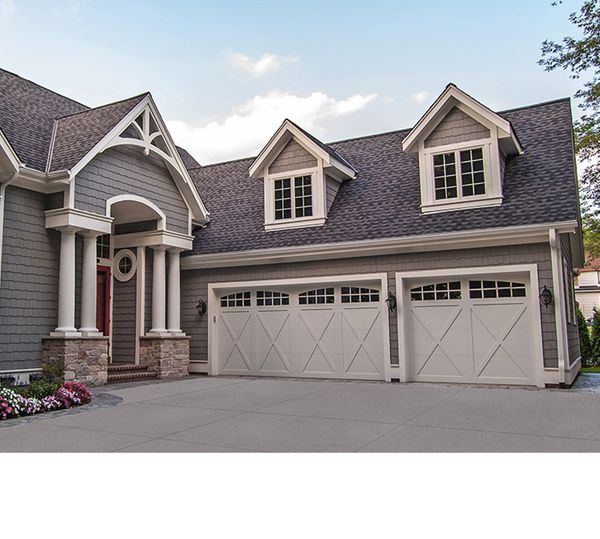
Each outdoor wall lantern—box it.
[196,299,207,316]
[540,286,553,308]
[385,292,397,312]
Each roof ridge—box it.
[45,119,59,173]
[55,92,149,121]
[497,96,570,115]
[0,67,89,110]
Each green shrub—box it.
[15,380,59,400]
[591,308,600,367]
[42,361,64,384]
[578,308,594,366]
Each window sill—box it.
[421,196,503,214]
[264,216,326,232]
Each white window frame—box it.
[264,166,327,231]
[419,137,503,214]
[113,249,137,282]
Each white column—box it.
[80,231,100,335]
[54,229,78,335]
[150,245,167,334]
[167,249,182,333]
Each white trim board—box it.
[182,220,579,270]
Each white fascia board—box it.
[65,95,209,223]
[182,220,579,270]
[45,207,113,234]
[112,229,193,250]
[402,84,515,154]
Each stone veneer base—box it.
[139,335,190,379]
[42,336,109,387]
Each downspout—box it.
[0,172,19,289]
[549,228,567,387]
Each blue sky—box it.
[0,0,583,163]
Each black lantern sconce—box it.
[385,292,397,312]
[539,286,553,308]
[196,299,207,316]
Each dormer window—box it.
[433,146,486,201]
[402,84,523,214]
[274,174,313,220]
[249,119,356,232]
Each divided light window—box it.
[433,147,485,201]
[274,175,312,220]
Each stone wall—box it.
[139,336,190,379]
[42,336,109,386]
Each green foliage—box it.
[578,308,593,365]
[591,308,600,365]
[42,361,64,384]
[539,0,600,213]
[14,380,59,400]
[583,214,600,259]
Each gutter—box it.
[0,172,19,289]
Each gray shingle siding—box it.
[424,106,490,148]
[326,175,341,212]
[74,147,189,235]
[112,261,136,362]
[268,139,317,174]
[0,186,59,371]
[181,242,558,369]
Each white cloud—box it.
[0,0,15,21]
[228,52,298,78]
[411,91,430,104]
[168,90,378,164]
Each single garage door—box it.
[407,275,538,386]
[214,281,388,380]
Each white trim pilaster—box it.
[549,228,569,386]
[79,231,101,335]
[167,248,183,334]
[149,245,168,335]
[53,228,79,336]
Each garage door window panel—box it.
[220,291,251,307]
[411,281,461,301]
[256,290,290,306]
[341,287,380,303]
[299,288,335,305]
[469,280,526,299]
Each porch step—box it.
[108,363,149,373]
[107,363,158,384]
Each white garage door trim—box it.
[207,273,392,381]
[396,264,545,388]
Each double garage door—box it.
[214,280,388,380]
[210,271,541,386]
[405,274,539,386]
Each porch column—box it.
[54,228,78,334]
[167,248,183,333]
[150,245,167,334]
[80,231,100,335]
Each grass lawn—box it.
[581,367,600,374]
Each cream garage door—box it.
[407,276,538,386]
[215,283,387,380]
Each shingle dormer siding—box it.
[424,107,491,148]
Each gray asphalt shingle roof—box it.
[189,98,578,256]
[0,68,198,173]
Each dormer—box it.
[402,84,523,214]
[249,119,356,231]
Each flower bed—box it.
[0,382,92,421]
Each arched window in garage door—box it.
[298,288,335,305]
[220,291,251,307]
[340,287,380,303]
[410,281,462,301]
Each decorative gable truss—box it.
[402,84,523,214]
[249,119,356,231]
[69,96,209,228]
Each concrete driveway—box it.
[2,375,600,452]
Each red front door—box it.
[96,266,111,336]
